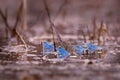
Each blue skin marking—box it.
[73,45,86,55]
[42,41,100,58]
[42,42,54,55]
[87,43,97,53]
[57,47,70,59]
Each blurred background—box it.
[0,0,120,37]
[0,1,120,80]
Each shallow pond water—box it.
[0,38,120,80]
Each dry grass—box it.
[0,0,28,54]
[43,0,64,51]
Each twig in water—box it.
[86,25,91,42]
[0,2,28,47]
[53,0,68,21]
[81,30,86,43]
[0,8,11,32]
[43,0,63,50]
[101,22,109,45]
[21,0,28,31]
[0,8,13,43]
[78,25,86,43]
[43,0,56,51]
[93,16,97,40]
[98,20,103,45]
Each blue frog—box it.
[87,43,97,53]
[57,47,70,59]
[73,45,86,55]
[42,41,55,55]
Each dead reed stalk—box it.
[53,0,68,21]
[0,2,27,48]
[98,20,103,45]
[98,20,109,45]
[20,0,28,31]
[93,17,97,40]
[43,0,63,51]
